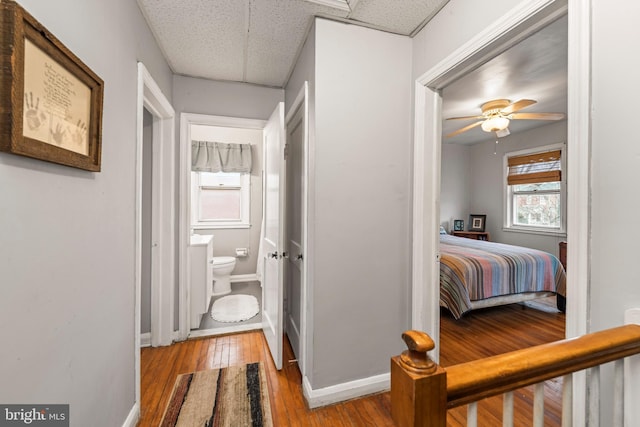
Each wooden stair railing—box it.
[391,324,640,427]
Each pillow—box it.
[439,226,447,235]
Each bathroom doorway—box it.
[179,113,267,340]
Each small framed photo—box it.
[0,0,104,171]
[468,214,486,232]
[453,219,464,231]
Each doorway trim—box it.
[178,113,267,341]
[411,0,590,423]
[134,62,176,410]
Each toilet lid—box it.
[212,256,235,265]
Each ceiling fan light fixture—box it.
[481,116,510,132]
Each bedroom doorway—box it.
[438,16,568,314]
[412,0,591,422]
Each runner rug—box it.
[160,362,273,427]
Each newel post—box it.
[390,330,447,427]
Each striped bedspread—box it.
[440,234,566,319]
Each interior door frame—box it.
[411,0,590,424]
[178,113,267,341]
[284,82,309,377]
[134,62,176,413]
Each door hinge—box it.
[284,143,289,160]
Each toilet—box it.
[211,256,237,297]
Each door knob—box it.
[270,251,279,259]
[296,254,304,261]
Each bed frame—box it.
[469,291,558,310]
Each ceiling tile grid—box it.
[137,0,450,88]
[138,0,248,82]
[348,0,448,35]
[245,0,349,87]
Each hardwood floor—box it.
[440,300,566,426]
[138,301,565,426]
[138,331,394,426]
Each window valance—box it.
[191,141,252,173]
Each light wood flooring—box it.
[138,300,565,426]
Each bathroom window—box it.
[191,171,250,229]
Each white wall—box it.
[0,0,172,425]
[412,0,525,80]
[468,121,567,255]
[311,18,412,389]
[591,2,640,423]
[172,76,284,121]
[440,143,472,232]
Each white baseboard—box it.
[302,373,390,409]
[122,403,139,427]
[230,273,258,283]
[140,332,151,348]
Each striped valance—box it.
[507,149,561,185]
[191,141,252,173]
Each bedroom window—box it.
[191,171,250,229]
[504,144,565,234]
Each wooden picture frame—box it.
[468,214,486,232]
[0,0,103,171]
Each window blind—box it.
[507,149,561,185]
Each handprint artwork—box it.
[22,38,91,156]
[48,119,88,153]
[50,122,66,145]
[24,91,48,131]
[5,7,102,171]
[72,120,87,147]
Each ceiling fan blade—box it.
[446,115,485,121]
[510,112,565,121]
[445,121,483,138]
[501,99,537,114]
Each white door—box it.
[262,102,286,370]
[285,103,304,362]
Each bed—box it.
[439,233,566,319]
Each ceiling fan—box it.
[445,99,565,138]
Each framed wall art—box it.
[0,0,104,171]
[453,219,464,231]
[468,214,487,232]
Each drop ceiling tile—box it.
[349,0,449,35]
[245,0,349,87]
[137,0,248,81]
